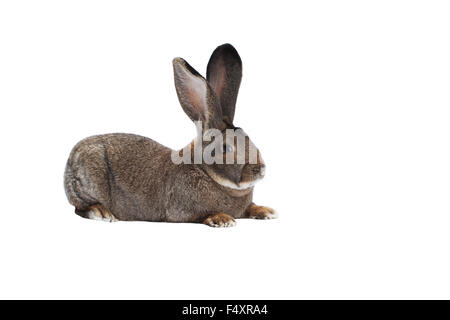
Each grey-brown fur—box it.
[64,44,276,227]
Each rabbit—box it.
[64,43,277,227]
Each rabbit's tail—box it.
[64,161,91,213]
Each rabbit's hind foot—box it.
[245,203,278,220]
[203,213,236,228]
[76,204,118,222]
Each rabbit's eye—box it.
[223,144,234,153]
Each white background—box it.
[1,1,449,299]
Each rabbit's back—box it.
[64,133,174,221]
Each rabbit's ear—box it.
[206,43,242,124]
[173,58,223,130]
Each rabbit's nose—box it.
[251,165,265,177]
[260,166,266,177]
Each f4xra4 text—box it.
[182,304,268,317]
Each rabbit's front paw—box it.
[245,204,278,220]
[203,213,236,228]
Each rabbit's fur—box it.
[64,44,276,227]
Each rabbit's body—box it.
[64,133,253,223]
[64,44,276,227]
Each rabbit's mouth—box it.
[236,176,264,190]
[204,165,265,191]
[239,163,265,184]
[217,176,263,191]
[223,164,265,190]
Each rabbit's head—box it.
[173,44,265,190]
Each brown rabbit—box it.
[64,44,276,227]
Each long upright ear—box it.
[206,43,242,124]
[173,58,223,130]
